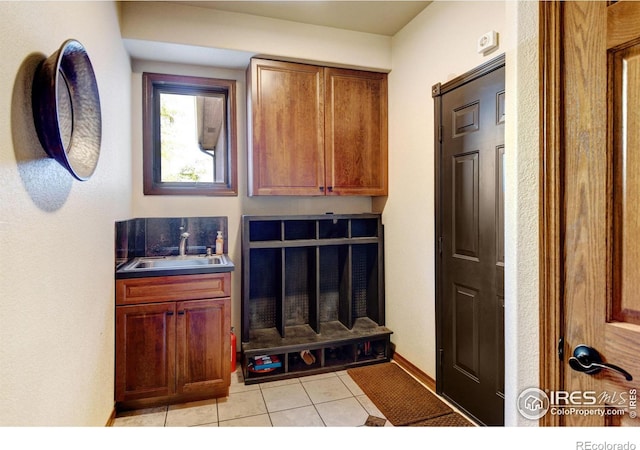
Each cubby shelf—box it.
[241,214,392,384]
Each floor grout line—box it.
[299,376,327,427]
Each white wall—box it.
[0,2,132,425]
[386,0,506,380]
[504,0,540,426]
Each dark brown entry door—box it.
[434,57,505,426]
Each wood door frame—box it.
[539,1,564,427]
[433,53,505,397]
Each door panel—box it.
[249,59,325,195]
[453,152,479,260]
[324,68,388,196]
[496,145,505,266]
[115,303,176,402]
[453,101,480,136]
[453,284,480,379]
[610,40,640,404]
[562,1,608,426]
[437,59,505,426]
[607,18,640,415]
[176,298,230,395]
[613,44,640,326]
[557,1,640,426]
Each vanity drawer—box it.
[116,272,231,305]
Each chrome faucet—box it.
[179,227,190,256]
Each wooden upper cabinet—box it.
[247,58,388,196]
[324,68,388,196]
[248,59,325,196]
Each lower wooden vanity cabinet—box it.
[115,273,231,410]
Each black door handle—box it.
[568,344,633,381]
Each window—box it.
[142,72,237,195]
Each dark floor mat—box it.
[348,362,472,426]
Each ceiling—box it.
[171,1,432,36]
[125,1,432,68]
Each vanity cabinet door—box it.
[115,302,176,402]
[175,298,231,395]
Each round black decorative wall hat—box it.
[32,39,102,181]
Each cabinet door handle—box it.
[319,186,325,192]
[327,186,333,192]
[178,310,185,315]
[166,311,174,316]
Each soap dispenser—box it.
[215,231,224,255]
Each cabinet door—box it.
[175,298,230,395]
[324,68,388,196]
[115,303,176,402]
[248,59,325,195]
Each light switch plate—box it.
[477,31,498,54]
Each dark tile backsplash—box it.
[115,216,228,266]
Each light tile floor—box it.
[113,364,397,427]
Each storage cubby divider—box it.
[241,214,392,384]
